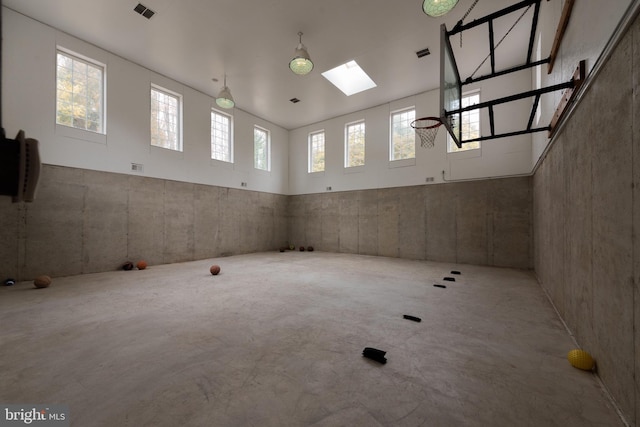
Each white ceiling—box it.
[3,0,537,130]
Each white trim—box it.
[150,84,183,152]
[447,90,481,153]
[253,125,271,171]
[55,47,107,135]
[211,108,234,163]
[344,119,366,168]
[389,106,416,161]
[308,129,326,173]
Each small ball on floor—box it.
[210,265,221,275]
[567,349,595,371]
[34,275,52,289]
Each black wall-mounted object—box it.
[0,129,41,202]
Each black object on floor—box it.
[434,284,446,288]
[403,315,422,322]
[443,277,455,282]
[451,270,461,275]
[362,347,387,364]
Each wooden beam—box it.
[548,0,575,74]
[548,60,585,137]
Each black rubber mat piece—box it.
[362,347,387,364]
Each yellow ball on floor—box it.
[567,349,595,371]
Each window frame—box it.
[150,84,183,152]
[55,47,106,135]
[308,130,326,173]
[447,90,481,153]
[389,107,416,161]
[211,108,234,163]
[344,119,366,168]
[253,125,271,171]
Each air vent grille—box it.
[289,98,300,104]
[416,48,431,58]
[134,3,155,19]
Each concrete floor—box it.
[0,252,622,426]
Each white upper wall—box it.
[289,68,534,195]
[532,0,634,167]
[5,2,633,196]
[2,8,289,195]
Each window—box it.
[254,126,270,171]
[345,120,365,167]
[150,85,182,151]
[56,50,105,133]
[390,108,415,160]
[211,109,233,162]
[308,131,325,173]
[448,91,480,153]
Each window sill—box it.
[343,165,365,174]
[56,124,106,145]
[389,157,416,168]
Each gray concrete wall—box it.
[533,12,640,425]
[287,177,532,269]
[0,165,288,281]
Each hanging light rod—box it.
[289,32,314,75]
[215,75,234,109]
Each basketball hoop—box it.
[411,116,443,148]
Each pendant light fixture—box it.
[215,75,235,109]
[289,32,314,75]
[422,0,459,17]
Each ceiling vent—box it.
[416,48,431,58]
[289,98,300,104]
[134,3,155,19]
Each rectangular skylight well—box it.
[321,60,377,96]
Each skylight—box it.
[321,60,377,96]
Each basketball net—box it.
[411,117,443,149]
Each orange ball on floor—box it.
[33,275,52,288]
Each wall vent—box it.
[289,98,300,104]
[131,163,144,173]
[134,3,155,19]
[416,48,431,58]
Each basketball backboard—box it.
[440,23,462,148]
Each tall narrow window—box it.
[150,85,182,151]
[448,91,480,153]
[254,126,270,171]
[56,50,105,133]
[308,131,325,173]
[390,108,415,160]
[211,109,233,162]
[345,120,365,167]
